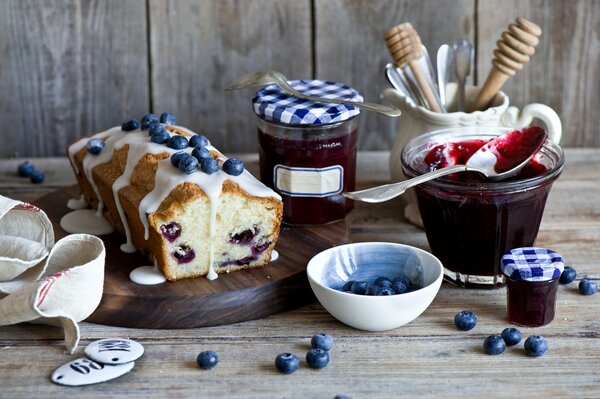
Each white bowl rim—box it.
[306,241,444,299]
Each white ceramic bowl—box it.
[306,242,443,331]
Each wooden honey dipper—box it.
[385,23,443,112]
[469,18,542,112]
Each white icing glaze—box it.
[270,249,279,262]
[68,124,281,280]
[60,209,114,235]
[129,264,166,285]
[67,194,88,210]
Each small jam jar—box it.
[253,80,361,225]
[500,247,564,327]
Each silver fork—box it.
[225,70,401,117]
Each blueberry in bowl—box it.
[306,242,443,331]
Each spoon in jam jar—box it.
[343,126,548,203]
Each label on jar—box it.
[273,164,344,197]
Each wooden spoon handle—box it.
[469,18,541,112]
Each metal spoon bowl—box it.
[225,70,401,117]
[343,128,547,203]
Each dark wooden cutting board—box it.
[35,185,350,329]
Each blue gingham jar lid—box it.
[252,79,363,126]
[501,247,564,282]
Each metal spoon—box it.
[385,63,419,106]
[452,39,473,112]
[343,128,547,203]
[225,70,401,117]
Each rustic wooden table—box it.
[1,151,599,398]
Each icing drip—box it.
[67,194,87,210]
[129,262,167,285]
[60,209,114,235]
[70,124,281,280]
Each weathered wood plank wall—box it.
[1,0,598,157]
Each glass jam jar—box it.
[401,127,564,288]
[501,247,564,327]
[253,80,361,225]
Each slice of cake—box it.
[67,113,283,281]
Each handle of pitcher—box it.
[501,104,562,144]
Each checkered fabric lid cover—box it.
[252,80,362,125]
[501,247,564,282]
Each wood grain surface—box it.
[1,152,600,398]
[3,1,600,158]
[34,185,349,329]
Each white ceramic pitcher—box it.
[382,83,563,226]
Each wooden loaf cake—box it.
[67,113,283,281]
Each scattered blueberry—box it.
[454,310,477,331]
[501,327,522,346]
[151,129,170,144]
[483,335,506,355]
[159,112,176,125]
[121,119,140,131]
[392,281,408,294]
[350,281,368,295]
[196,350,219,370]
[172,245,195,264]
[160,221,182,242]
[393,275,413,290]
[306,348,330,369]
[200,157,219,174]
[30,170,45,184]
[17,161,35,177]
[167,135,189,150]
[275,353,300,374]
[192,146,212,161]
[373,276,393,288]
[170,151,188,168]
[149,123,167,137]
[222,158,245,176]
[579,278,598,295]
[189,134,209,148]
[140,113,159,130]
[178,154,199,174]
[341,280,355,292]
[374,286,395,296]
[87,138,106,155]
[559,266,577,284]
[524,335,548,357]
[311,333,333,352]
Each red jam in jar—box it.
[501,247,564,327]
[401,127,564,287]
[253,80,362,225]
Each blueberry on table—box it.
[350,281,368,295]
[159,112,176,125]
[275,353,300,374]
[192,146,212,161]
[559,266,577,284]
[306,348,330,369]
[140,113,159,130]
[524,335,548,357]
[170,151,188,168]
[30,170,45,184]
[87,138,105,155]
[197,350,219,369]
[151,130,170,144]
[311,333,333,352]
[17,161,35,177]
[222,158,245,176]
[454,310,477,331]
[167,135,189,150]
[200,157,219,175]
[121,118,140,131]
[579,278,598,295]
[501,327,522,346]
[178,154,199,174]
[189,134,209,148]
[483,335,506,355]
